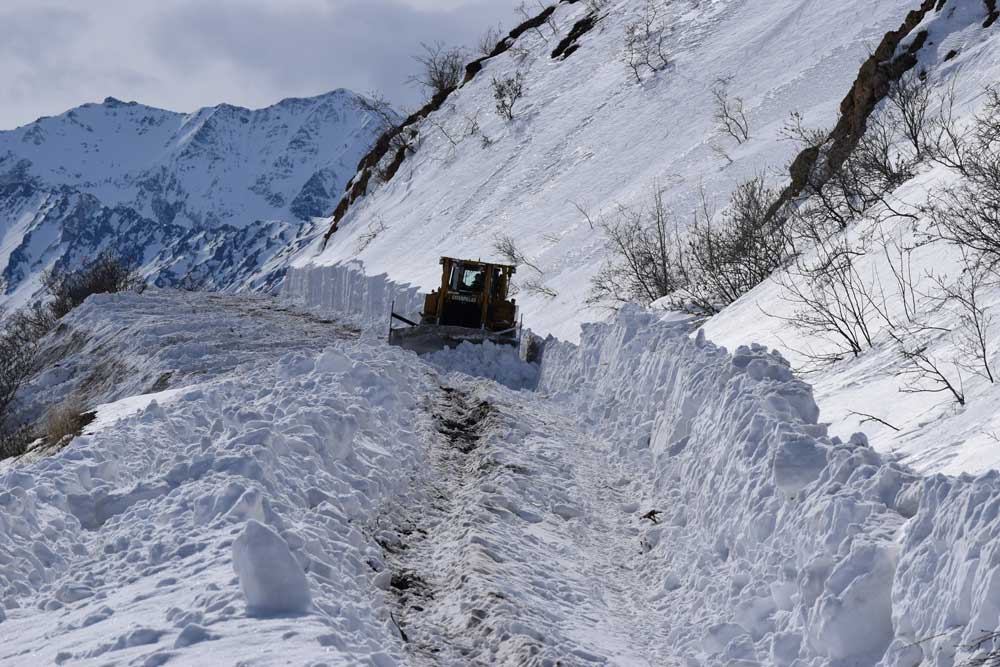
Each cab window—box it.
[450,265,486,293]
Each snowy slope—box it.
[291,0,920,339]
[0,91,389,308]
[280,0,1000,477]
[700,4,1000,475]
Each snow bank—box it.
[539,306,1000,666]
[282,262,425,332]
[0,292,438,665]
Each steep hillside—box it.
[285,0,1000,475]
[0,90,388,307]
[291,0,935,337]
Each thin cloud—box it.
[0,0,521,129]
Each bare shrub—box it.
[43,250,145,319]
[931,87,1000,265]
[589,186,689,309]
[886,71,932,162]
[623,0,669,83]
[0,422,34,460]
[0,313,36,429]
[355,92,401,137]
[712,78,750,144]
[516,2,552,40]
[685,176,785,310]
[408,42,467,98]
[521,279,558,298]
[492,72,526,121]
[894,336,967,406]
[779,111,827,148]
[928,249,995,383]
[354,93,415,181]
[927,79,971,174]
[770,236,885,364]
[356,218,388,254]
[478,24,506,57]
[493,234,542,273]
[0,305,49,460]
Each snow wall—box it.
[539,307,1000,667]
[282,262,426,331]
[283,264,1000,665]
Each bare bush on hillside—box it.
[408,42,467,98]
[493,72,526,121]
[931,87,1000,266]
[514,0,548,41]
[685,176,785,310]
[770,237,885,364]
[43,395,92,448]
[588,186,689,309]
[43,250,145,319]
[478,24,506,57]
[494,234,543,274]
[0,313,35,426]
[928,249,996,384]
[927,79,971,174]
[356,218,389,254]
[712,78,750,144]
[0,304,50,460]
[886,72,933,163]
[779,111,827,148]
[891,325,967,406]
[623,0,669,83]
[521,279,558,298]
[355,93,417,178]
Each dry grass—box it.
[44,395,94,447]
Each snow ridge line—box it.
[538,306,1000,666]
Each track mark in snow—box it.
[378,380,674,665]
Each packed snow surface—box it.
[2,288,999,665]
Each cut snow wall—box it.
[281,263,425,331]
[539,306,1000,666]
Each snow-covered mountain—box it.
[0,90,389,306]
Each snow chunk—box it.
[232,520,312,616]
[772,435,829,495]
[174,623,217,648]
[425,340,539,390]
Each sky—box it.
[0,0,525,130]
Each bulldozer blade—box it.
[388,324,518,355]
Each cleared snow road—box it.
[378,378,675,666]
[0,290,671,666]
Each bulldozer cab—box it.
[388,257,520,354]
[434,258,516,330]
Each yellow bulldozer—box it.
[388,257,521,354]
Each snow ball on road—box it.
[232,520,312,616]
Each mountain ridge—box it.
[0,89,390,309]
